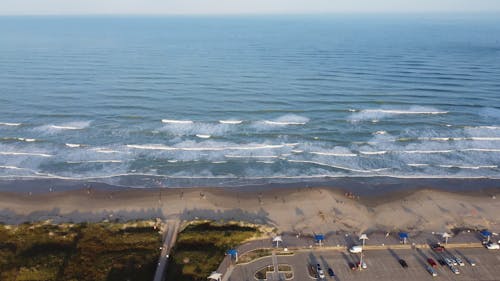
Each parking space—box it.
[230,247,500,280]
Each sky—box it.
[1,0,500,15]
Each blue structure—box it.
[399,232,409,244]
[314,234,325,246]
[480,230,492,241]
[480,230,492,237]
[227,249,238,262]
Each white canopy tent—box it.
[208,272,222,281]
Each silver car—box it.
[455,256,465,266]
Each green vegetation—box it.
[165,221,260,281]
[0,221,162,281]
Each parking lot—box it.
[230,247,500,281]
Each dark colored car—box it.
[427,258,438,267]
[438,259,447,266]
[348,262,356,270]
[399,259,408,268]
[431,244,445,252]
[328,268,335,276]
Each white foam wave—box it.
[364,109,448,115]
[225,155,279,159]
[414,137,500,141]
[161,119,193,124]
[373,131,387,135]
[66,160,123,164]
[0,165,28,170]
[0,151,52,157]
[212,161,227,164]
[127,143,297,152]
[349,106,447,122]
[287,159,388,173]
[0,122,21,126]
[407,163,430,167]
[1,137,37,142]
[260,114,309,126]
[310,152,357,157]
[359,151,387,155]
[93,148,121,154]
[438,165,497,169]
[37,121,91,132]
[263,120,307,125]
[219,120,242,124]
[196,134,211,139]
[20,138,36,142]
[398,150,454,154]
[461,148,500,152]
[65,143,83,148]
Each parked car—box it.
[426,265,438,277]
[328,268,335,277]
[431,244,445,252]
[349,245,363,253]
[399,259,408,268]
[455,256,465,266]
[437,259,446,266]
[466,258,476,266]
[427,258,437,267]
[450,265,460,274]
[318,268,325,279]
[486,242,500,250]
[348,262,357,270]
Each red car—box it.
[427,258,437,267]
[431,244,445,252]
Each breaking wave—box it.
[0,122,21,126]
[161,119,193,124]
[348,106,448,122]
[219,120,243,124]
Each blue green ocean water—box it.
[1,15,500,187]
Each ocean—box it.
[1,15,500,187]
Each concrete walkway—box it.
[153,220,180,281]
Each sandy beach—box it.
[0,178,499,235]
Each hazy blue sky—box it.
[1,0,499,15]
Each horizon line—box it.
[1,11,500,17]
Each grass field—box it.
[165,221,261,281]
[0,220,162,281]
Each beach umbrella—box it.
[227,249,238,263]
[273,236,283,248]
[442,232,452,245]
[208,272,222,281]
[314,234,325,247]
[399,232,409,244]
[359,233,369,247]
[480,230,492,242]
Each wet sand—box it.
[0,178,499,235]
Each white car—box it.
[486,242,500,250]
[318,269,325,279]
[426,265,437,277]
[349,245,363,253]
[450,266,460,275]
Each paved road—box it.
[153,220,180,281]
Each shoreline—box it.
[1,178,499,235]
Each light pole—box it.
[359,233,368,248]
[442,232,451,245]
